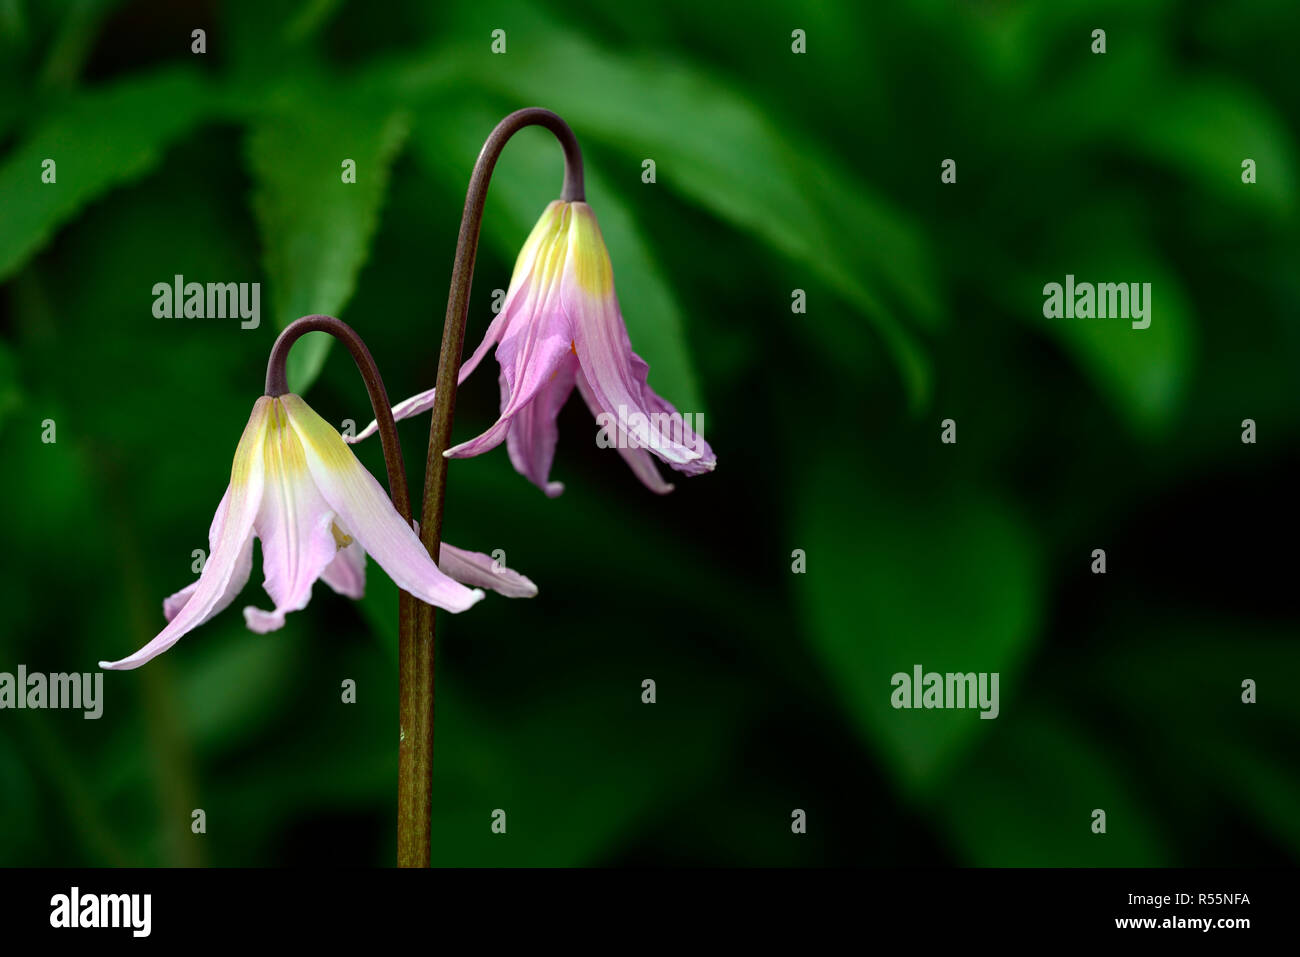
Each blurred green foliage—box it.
[0,0,1297,866]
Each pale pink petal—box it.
[446,213,577,461]
[321,538,366,599]
[280,394,484,613]
[162,581,198,622]
[243,406,343,634]
[563,204,714,477]
[101,400,271,670]
[575,369,675,494]
[162,487,256,623]
[439,543,538,598]
[505,354,577,497]
[571,291,714,475]
[346,207,565,445]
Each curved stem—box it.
[265,314,411,521]
[398,108,584,869]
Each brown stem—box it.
[399,108,584,869]
[264,314,411,522]
[266,317,422,866]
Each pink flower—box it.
[350,201,716,496]
[100,394,535,670]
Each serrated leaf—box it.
[246,97,410,391]
[0,68,212,281]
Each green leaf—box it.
[366,26,938,407]
[0,67,213,282]
[246,94,410,391]
[795,459,1042,795]
[1021,216,1196,434]
[1132,78,1298,216]
[939,705,1168,865]
[410,101,703,415]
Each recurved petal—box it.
[564,203,714,477]
[347,386,438,445]
[162,485,260,622]
[439,543,538,598]
[280,393,484,613]
[101,399,271,670]
[575,369,676,494]
[243,401,343,634]
[505,354,577,497]
[321,535,366,599]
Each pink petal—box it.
[347,205,569,445]
[446,212,577,461]
[564,204,715,478]
[280,394,484,613]
[243,403,344,634]
[101,400,271,670]
[161,487,258,622]
[321,538,366,599]
[505,354,577,497]
[439,543,538,598]
[575,369,675,494]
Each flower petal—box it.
[321,536,366,600]
[505,353,577,497]
[446,207,577,461]
[566,203,715,476]
[243,400,343,634]
[347,203,571,446]
[161,487,258,622]
[101,399,270,669]
[280,394,484,613]
[575,369,675,494]
[439,543,538,598]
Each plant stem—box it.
[400,108,585,868]
[265,318,421,867]
[264,315,411,522]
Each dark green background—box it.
[1,0,1296,866]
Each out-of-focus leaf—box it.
[178,621,301,748]
[795,458,1041,795]
[365,26,938,407]
[1019,223,1196,434]
[246,95,410,391]
[0,68,213,281]
[1134,79,1298,215]
[410,100,703,415]
[426,677,748,866]
[939,705,1168,865]
[1039,50,1298,218]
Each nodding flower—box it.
[350,200,716,496]
[100,393,535,670]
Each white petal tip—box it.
[543,482,565,498]
[243,606,286,634]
